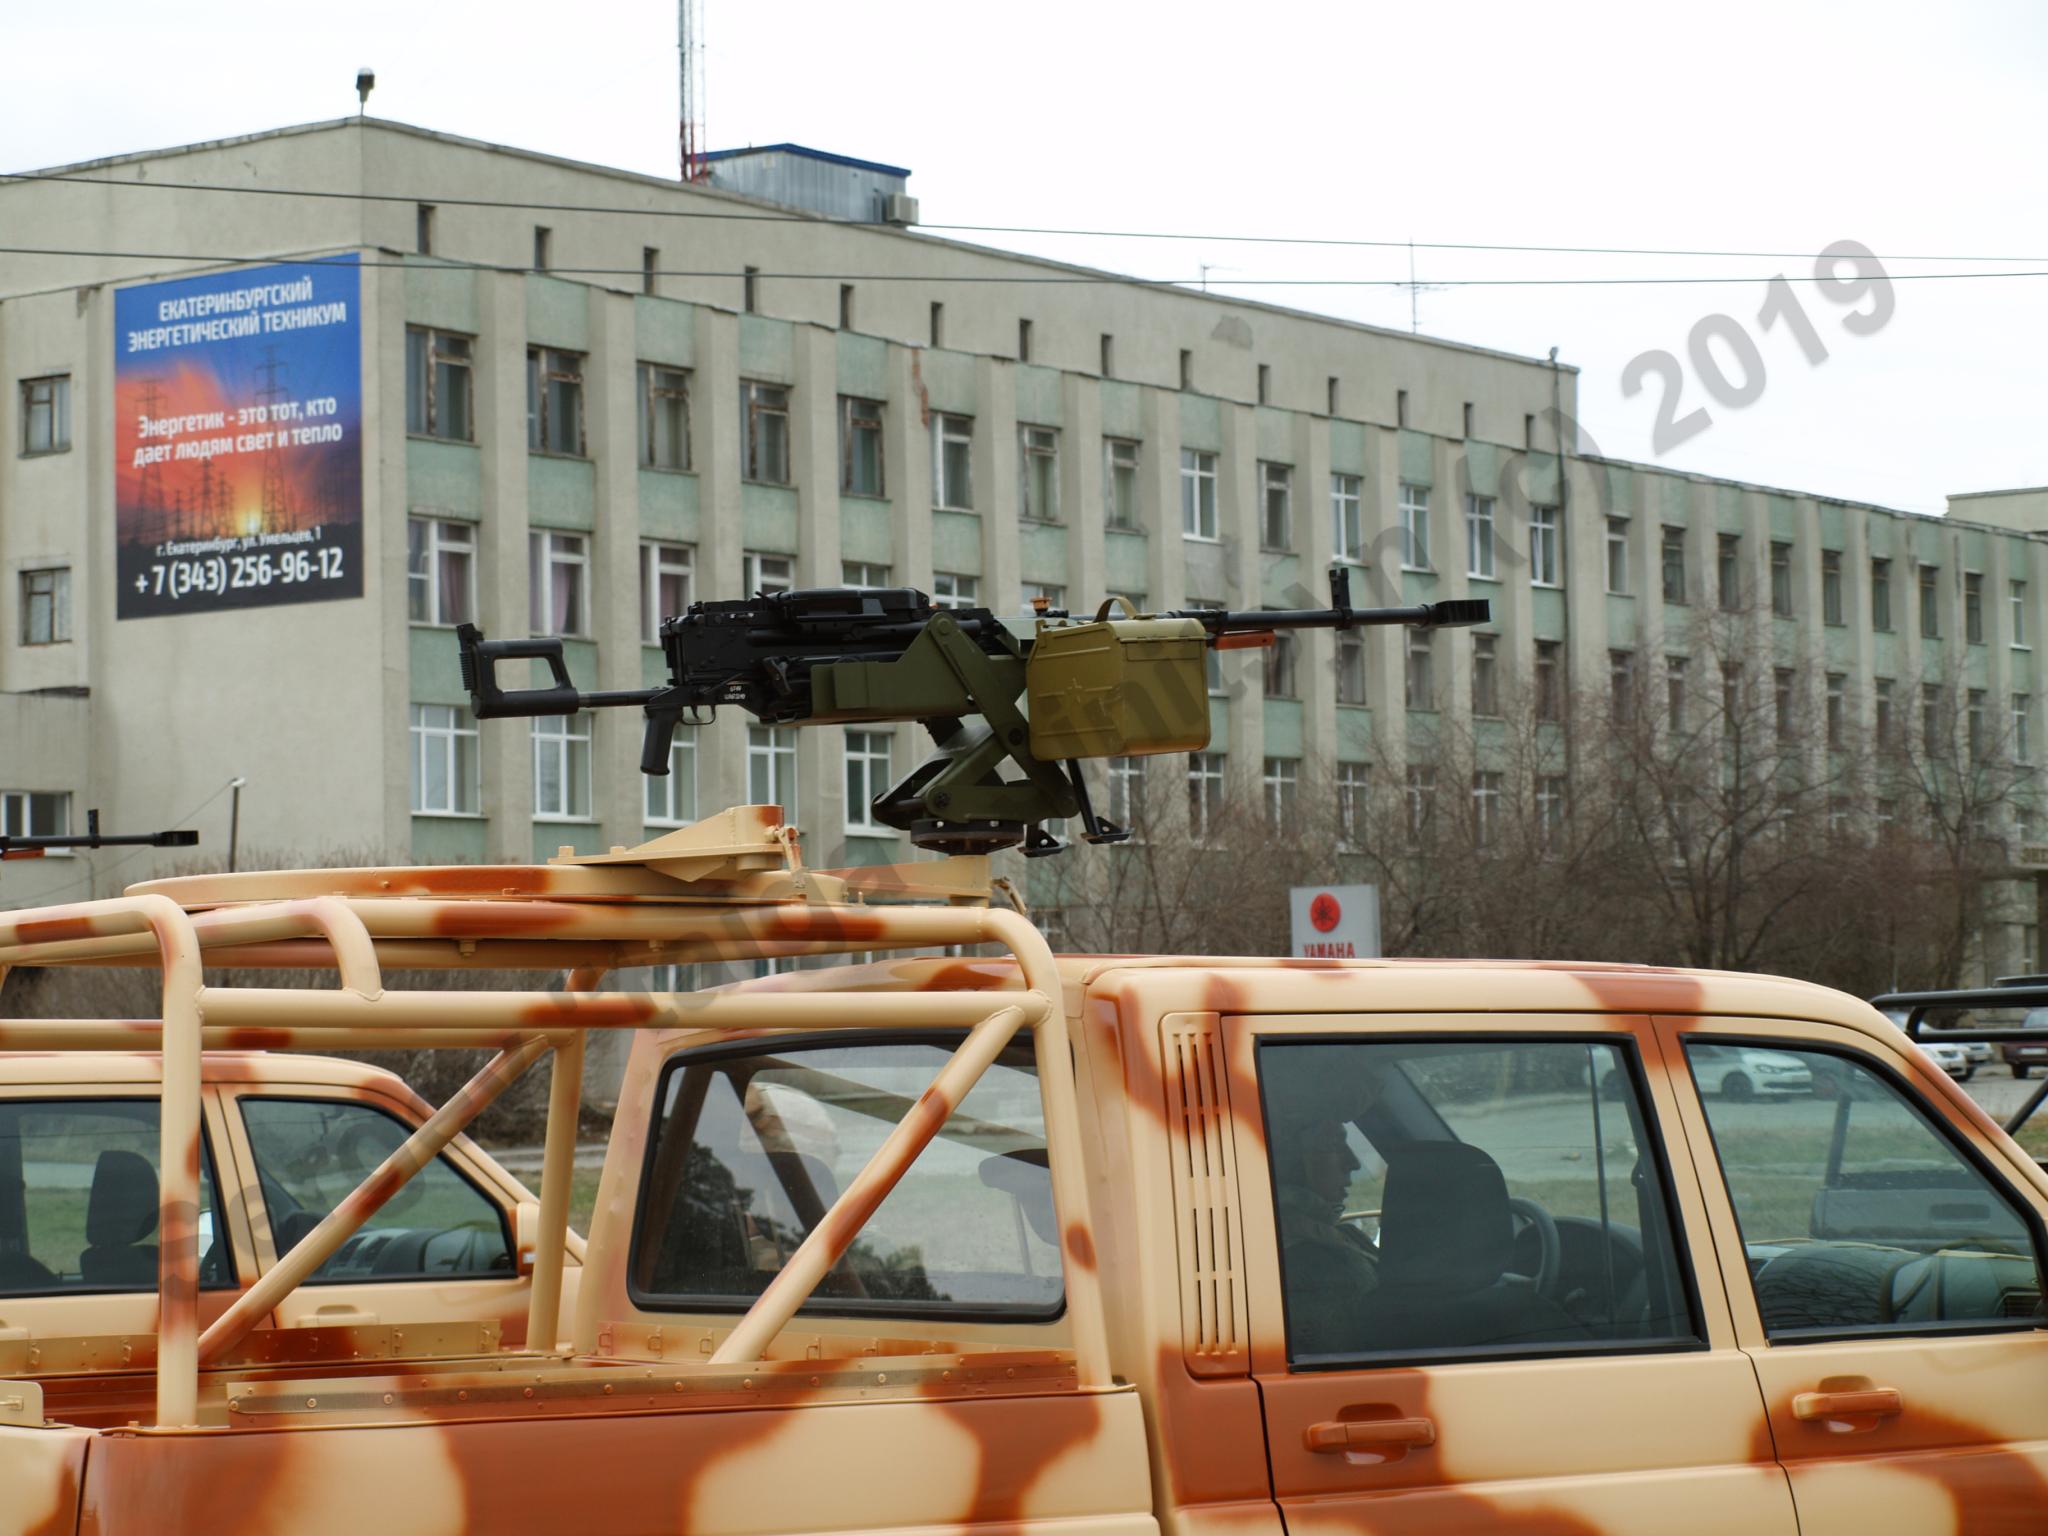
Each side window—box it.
[239,1098,512,1282]
[1261,1038,1698,1363]
[0,1099,234,1295]
[1687,1041,2045,1337]
[631,1037,1062,1316]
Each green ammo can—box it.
[1026,598,1213,761]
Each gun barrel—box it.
[1167,596,1490,635]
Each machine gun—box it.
[0,808,198,861]
[458,568,1487,858]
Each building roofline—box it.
[1577,452,1945,523]
[6,116,1576,377]
[702,143,911,178]
[1950,486,2048,501]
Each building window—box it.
[1534,640,1563,723]
[405,331,473,442]
[638,364,691,471]
[1535,775,1567,849]
[1106,756,1147,832]
[1718,534,1742,611]
[409,704,480,816]
[1611,650,1637,726]
[1022,581,1066,612]
[845,730,895,833]
[1826,673,1846,749]
[1965,572,1985,644]
[1105,439,1140,530]
[1875,678,1894,745]
[1257,364,1271,406]
[529,531,589,637]
[840,284,855,330]
[1822,549,1844,625]
[1770,541,1794,616]
[1259,462,1293,549]
[1187,752,1226,841]
[931,571,979,610]
[930,302,944,348]
[1181,449,1219,539]
[20,374,72,457]
[743,550,796,597]
[2016,694,2032,763]
[1471,633,1500,717]
[1775,668,1796,738]
[1922,683,1943,754]
[747,726,798,810]
[1179,349,1194,391]
[1336,630,1368,706]
[1018,318,1033,362]
[1,790,69,849]
[1471,771,1503,849]
[1405,630,1434,710]
[1336,762,1369,846]
[532,714,593,821]
[1461,495,1499,580]
[1263,631,1298,698]
[645,730,698,826]
[1399,483,1431,571]
[1100,333,1114,379]
[1969,688,1987,760]
[1661,527,1687,604]
[533,226,551,272]
[525,347,584,455]
[1332,474,1363,561]
[1263,757,1299,832]
[2013,580,2030,648]
[1606,518,1630,595]
[1667,656,1688,725]
[741,381,791,485]
[840,396,885,497]
[841,561,891,589]
[406,517,475,627]
[1919,564,1940,638]
[417,204,435,255]
[743,266,760,314]
[1020,426,1060,522]
[18,567,71,646]
[1396,388,1409,428]
[932,413,974,511]
[642,246,658,295]
[1405,766,1435,841]
[1871,558,1893,632]
[639,541,693,643]
[1462,402,1475,439]
[1530,505,1561,587]
[1328,376,1341,416]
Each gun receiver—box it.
[457,571,1488,857]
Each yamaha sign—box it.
[1289,884,1381,960]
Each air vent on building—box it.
[1162,1012,1247,1374]
[884,193,920,228]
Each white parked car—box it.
[1881,1009,1990,1075]
[1914,1039,1976,1081]
[1688,1043,1814,1100]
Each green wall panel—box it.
[1717,484,1746,530]
[633,296,696,366]
[525,276,588,349]
[1329,420,1368,475]
[836,333,888,399]
[404,262,478,333]
[527,454,596,530]
[1768,496,1797,538]
[1263,699,1305,757]
[1256,406,1293,462]
[739,483,800,552]
[1015,364,1062,426]
[1607,595,1637,648]
[932,510,983,575]
[405,438,482,518]
[534,822,605,860]
[1179,393,1222,450]
[636,468,699,543]
[1019,521,1068,584]
[1530,586,1567,638]
[411,816,486,865]
[1463,441,1498,500]
[409,626,470,704]
[1263,551,1305,607]
[737,315,794,382]
[1099,382,1141,441]
[1819,501,1847,547]
[1106,531,1148,599]
[1398,429,1434,485]
[840,499,893,565]
[1336,706,1372,759]
[920,350,975,414]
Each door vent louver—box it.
[1162,1014,1247,1374]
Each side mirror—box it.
[513,1200,540,1277]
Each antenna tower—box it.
[1398,238,1448,335]
[679,0,708,182]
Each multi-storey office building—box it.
[2,117,2043,979]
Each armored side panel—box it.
[1026,615,1210,760]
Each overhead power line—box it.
[3,168,2045,266]
[5,246,2048,289]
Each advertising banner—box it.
[114,256,363,619]
[1289,883,1381,960]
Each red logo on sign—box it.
[1310,893,1342,933]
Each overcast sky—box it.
[9,0,2045,515]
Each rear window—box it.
[630,1035,1062,1319]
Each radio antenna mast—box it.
[679,0,707,181]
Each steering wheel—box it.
[1506,1195,1561,1298]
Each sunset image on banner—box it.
[113,256,362,619]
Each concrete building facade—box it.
[2,118,2044,979]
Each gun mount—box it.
[459,568,1487,858]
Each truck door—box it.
[1657,1016,2048,1532]
[1227,1011,1797,1536]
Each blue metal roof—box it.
[701,143,911,179]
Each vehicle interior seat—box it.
[1363,1140,1588,1351]
[78,1150,160,1286]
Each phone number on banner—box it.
[139,546,348,601]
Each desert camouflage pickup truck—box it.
[0,805,2043,1536]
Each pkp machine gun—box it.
[458,569,1486,857]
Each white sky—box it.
[9,0,2045,515]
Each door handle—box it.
[1305,1417,1437,1453]
[1792,1388,1902,1423]
[300,1306,379,1327]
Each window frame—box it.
[625,1030,1068,1323]
[638,362,692,472]
[1254,1027,1709,1372]
[525,346,585,457]
[1529,504,1561,588]
[1398,483,1431,572]
[934,412,975,512]
[1180,449,1219,541]
[1660,526,1687,605]
[409,702,481,817]
[839,395,885,499]
[639,540,694,644]
[1331,473,1363,563]
[531,712,595,822]
[1676,1030,2048,1347]
[1104,438,1141,531]
[528,529,590,638]
[407,517,476,629]
[0,790,71,852]
[18,566,71,646]
[1258,461,1293,551]
[844,729,896,834]
[741,380,792,486]
[406,329,475,443]
[1465,494,1496,580]
[2012,579,2030,650]
[19,373,72,456]
[1605,517,1630,596]
[644,729,698,828]
[1019,425,1061,524]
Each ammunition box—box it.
[1026,606,1211,760]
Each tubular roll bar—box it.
[0,893,1104,1426]
[1871,982,2048,1137]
